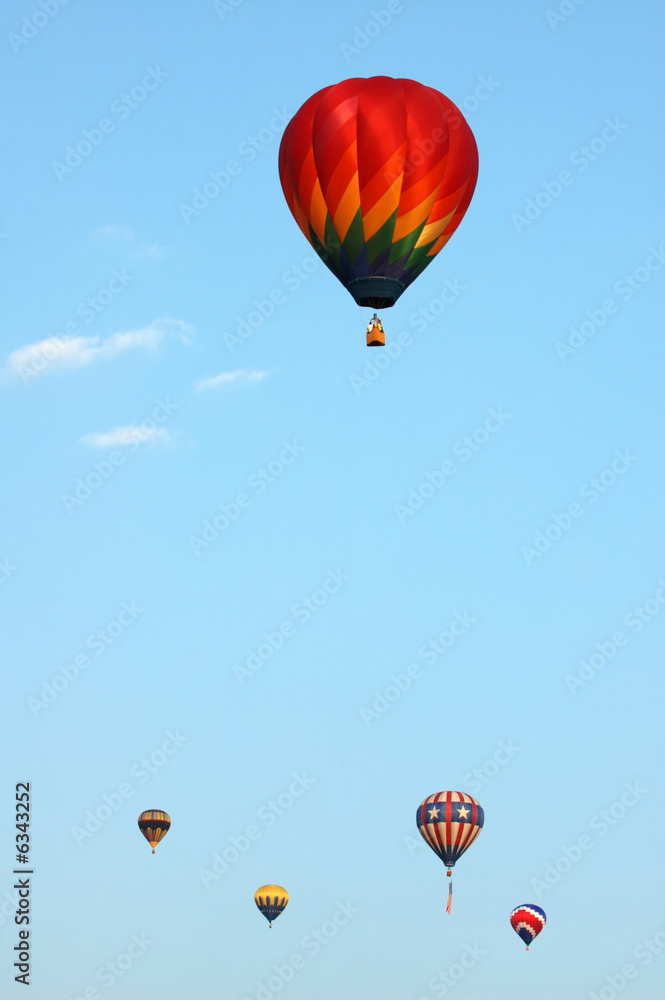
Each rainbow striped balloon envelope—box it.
[510,903,547,949]
[279,77,478,317]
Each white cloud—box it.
[3,318,192,382]
[89,225,168,261]
[80,425,170,448]
[195,370,269,391]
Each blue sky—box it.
[1,1,664,998]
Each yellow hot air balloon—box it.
[254,885,289,927]
[137,810,170,853]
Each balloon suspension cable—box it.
[446,873,453,915]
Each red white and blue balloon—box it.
[510,903,546,950]
[416,791,484,873]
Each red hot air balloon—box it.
[278,77,478,345]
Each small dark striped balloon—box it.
[137,810,171,853]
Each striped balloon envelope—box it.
[417,791,484,873]
[416,791,484,913]
[254,885,289,928]
[278,77,478,337]
[510,903,546,950]
[137,810,171,854]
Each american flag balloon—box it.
[417,791,484,871]
[416,791,484,913]
[510,903,546,950]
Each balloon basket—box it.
[367,328,385,347]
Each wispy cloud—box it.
[80,425,170,448]
[195,370,269,391]
[90,224,168,261]
[3,318,192,382]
